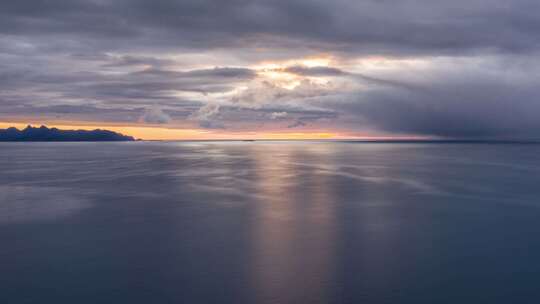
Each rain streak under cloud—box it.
[1,0,540,139]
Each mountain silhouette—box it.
[0,125,135,141]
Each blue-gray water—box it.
[2,142,540,303]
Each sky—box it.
[1,0,540,140]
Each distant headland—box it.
[0,125,135,142]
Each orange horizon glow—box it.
[0,121,377,141]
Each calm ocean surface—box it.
[2,142,540,303]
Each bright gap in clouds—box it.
[252,55,334,90]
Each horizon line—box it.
[1,123,539,143]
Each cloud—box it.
[189,103,224,128]
[2,0,540,56]
[141,106,171,124]
[270,112,288,119]
[193,103,220,120]
[348,87,540,138]
[101,55,175,68]
[318,57,540,138]
[282,65,428,91]
[230,78,337,111]
[283,66,347,77]
[287,120,306,128]
[199,120,225,129]
[135,67,256,81]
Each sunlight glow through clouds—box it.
[251,55,334,90]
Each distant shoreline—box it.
[1,125,539,144]
[3,139,539,144]
[8,139,532,144]
[0,125,135,142]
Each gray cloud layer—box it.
[2,0,540,54]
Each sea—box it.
[1,141,540,303]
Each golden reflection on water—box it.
[249,144,338,304]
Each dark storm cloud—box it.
[329,72,540,138]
